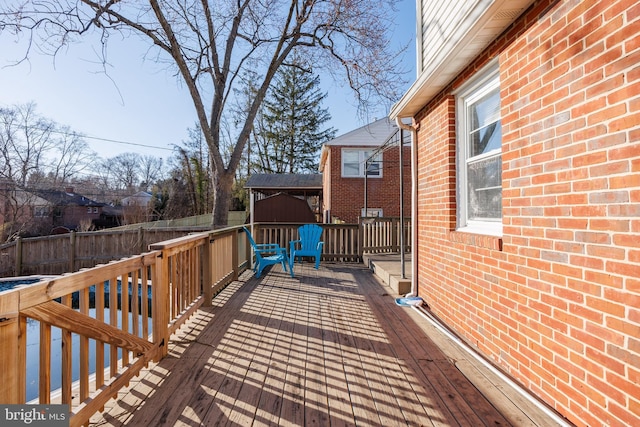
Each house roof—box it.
[34,189,104,207]
[319,117,410,171]
[124,191,152,198]
[122,191,153,206]
[245,173,323,191]
[390,0,535,119]
[323,117,399,147]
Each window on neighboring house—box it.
[34,207,48,217]
[361,208,383,218]
[456,62,502,236]
[93,207,98,213]
[87,207,92,214]
[342,149,382,178]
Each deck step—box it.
[363,253,412,295]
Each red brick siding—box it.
[324,145,412,223]
[54,205,101,230]
[322,150,332,222]
[414,1,640,426]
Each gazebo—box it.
[244,173,323,224]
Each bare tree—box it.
[49,126,94,185]
[139,155,165,191]
[0,103,97,240]
[0,1,407,227]
[101,153,142,192]
[0,103,95,188]
[0,102,56,187]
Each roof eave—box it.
[390,0,535,120]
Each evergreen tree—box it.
[258,60,336,174]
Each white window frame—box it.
[361,208,383,218]
[341,149,383,178]
[455,61,502,236]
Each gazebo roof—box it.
[245,173,322,196]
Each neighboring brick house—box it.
[0,185,121,236]
[390,1,640,426]
[319,117,411,223]
[33,187,122,232]
[0,183,51,238]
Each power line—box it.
[0,106,178,152]
[49,129,175,152]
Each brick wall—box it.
[325,145,412,223]
[414,1,640,426]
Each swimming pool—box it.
[0,276,54,293]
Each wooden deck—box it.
[89,262,563,427]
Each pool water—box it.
[25,309,153,402]
[1,276,153,402]
[0,277,47,292]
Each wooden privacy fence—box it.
[0,227,211,278]
[0,226,248,427]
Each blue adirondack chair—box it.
[243,227,293,278]
[289,224,324,269]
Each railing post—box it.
[357,218,364,260]
[153,251,170,360]
[245,230,252,270]
[392,218,398,252]
[203,233,213,307]
[0,292,25,403]
[232,230,239,281]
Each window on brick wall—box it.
[456,62,502,236]
[341,149,382,178]
[34,206,48,217]
[361,208,383,217]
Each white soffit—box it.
[390,0,535,119]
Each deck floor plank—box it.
[276,282,306,427]
[89,262,560,427]
[337,283,409,426]
[252,285,290,426]
[350,267,463,426]
[355,266,520,427]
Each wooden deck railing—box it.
[251,218,410,262]
[0,221,408,426]
[0,219,411,279]
[0,226,248,427]
[252,223,361,262]
[360,217,412,254]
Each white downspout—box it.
[395,117,418,297]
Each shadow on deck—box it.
[90,261,565,427]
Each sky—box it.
[0,2,416,161]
